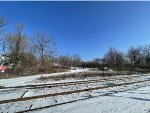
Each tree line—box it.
[0,17,150,75]
[82,46,150,70]
[0,17,82,75]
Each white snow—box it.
[1,73,150,101]
[0,89,26,100]
[1,70,150,113]
[32,85,150,113]
[1,79,150,112]
[0,68,89,87]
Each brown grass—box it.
[37,71,137,81]
[1,67,69,79]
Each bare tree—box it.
[58,55,71,68]
[141,45,150,64]
[127,46,141,66]
[32,32,55,67]
[71,54,81,67]
[104,47,124,68]
[4,23,26,67]
[93,58,101,68]
[0,17,7,54]
[0,17,6,34]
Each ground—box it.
[37,86,150,113]
[0,68,150,113]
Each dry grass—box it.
[1,67,69,79]
[38,70,137,81]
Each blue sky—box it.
[0,2,150,61]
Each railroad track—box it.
[0,75,150,113]
[0,76,134,90]
[5,79,150,113]
[0,79,150,105]
[25,76,135,89]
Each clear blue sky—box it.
[0,2,150,61]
